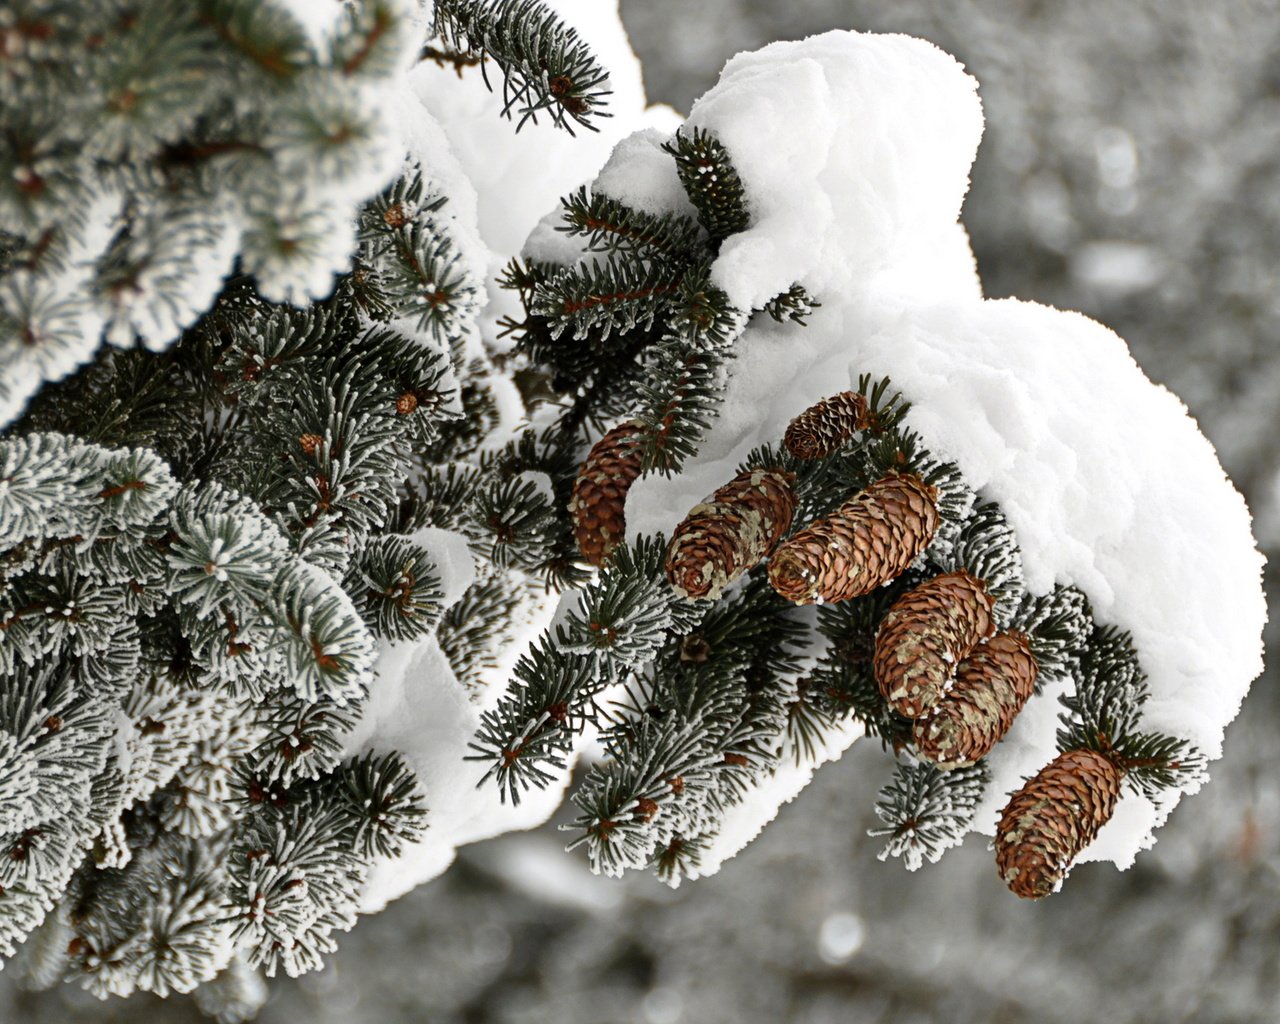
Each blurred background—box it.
[5,1,1279,1020]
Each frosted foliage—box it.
[0,0,420,428]
[335,0,666,908]
[605,32,1266,871]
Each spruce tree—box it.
[0,2,1265,1018]
[0,0,610,1009]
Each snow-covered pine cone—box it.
[665,467,797,600]
[767,472,938,605]
[569,421,644,566]
[783,390,873,459]
[873,570,995,718]
[995,748,1124,899]
[912,630,1038,766]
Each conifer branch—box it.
[558,187,704,259]
[663,128,750,243]
[432,0,611,133]
[870,760,989,871]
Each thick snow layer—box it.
[687,32,985,311]
[603,31,1267,872]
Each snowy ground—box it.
[6,1,1280,1021]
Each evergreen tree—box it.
[0,2,1262,1018]
[0,0,614,1010]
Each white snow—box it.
[408,525,478,607]
[592,128,699,218]
[581,31,1268,873]
[273,0,344,48]
[686,32,985,312]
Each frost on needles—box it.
[0,0,620,1007]
[0,4,1267,1018]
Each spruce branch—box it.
[1014,585,1092,683]
[561,535,682,666]
[1057,625,1148,752]
[481,425,591,589]
[346,535,445,643]
[532,256,682,341]
[759,283,819,325]
[469,637,601,803]
[436,573,528,688]
[662,128,750,243]
[628,340,725,475]
[943,501,1026,624]
[566,714,721,877]
[245,695,360,789]
[332,0,416,79]
[338,751,428,859]
[557,187,704,259]
[468,472,559,572]
[1057,625,1205,796]
[870,760,988,871]
[569,575,809,882]
[197,0,314,82]
[809,576,922,751]
[431,0,611,133]
[785,674,839,765]
[227,798,361,978]
[356,172,481,342]
[419,42,487,76]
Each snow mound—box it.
[602,31,1267,871]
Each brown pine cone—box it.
[665,468,797,600]
[873,570,995,718]
[784,390,873,459]
[995,748,1124,899]
[767,472,938,605]
[913,630,1039,766]
[569,421,643,566]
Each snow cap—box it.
[687,31,984,309]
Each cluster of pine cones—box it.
[568,390,1123,898]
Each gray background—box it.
[5,1,1279,1021]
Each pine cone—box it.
[768,472,938,605]
[784,390,872,459]
[569,421,643,566]
[873,570,995,718]
[666,468,796,600]
[996,748,1124,899]
[913,630,1039,766]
